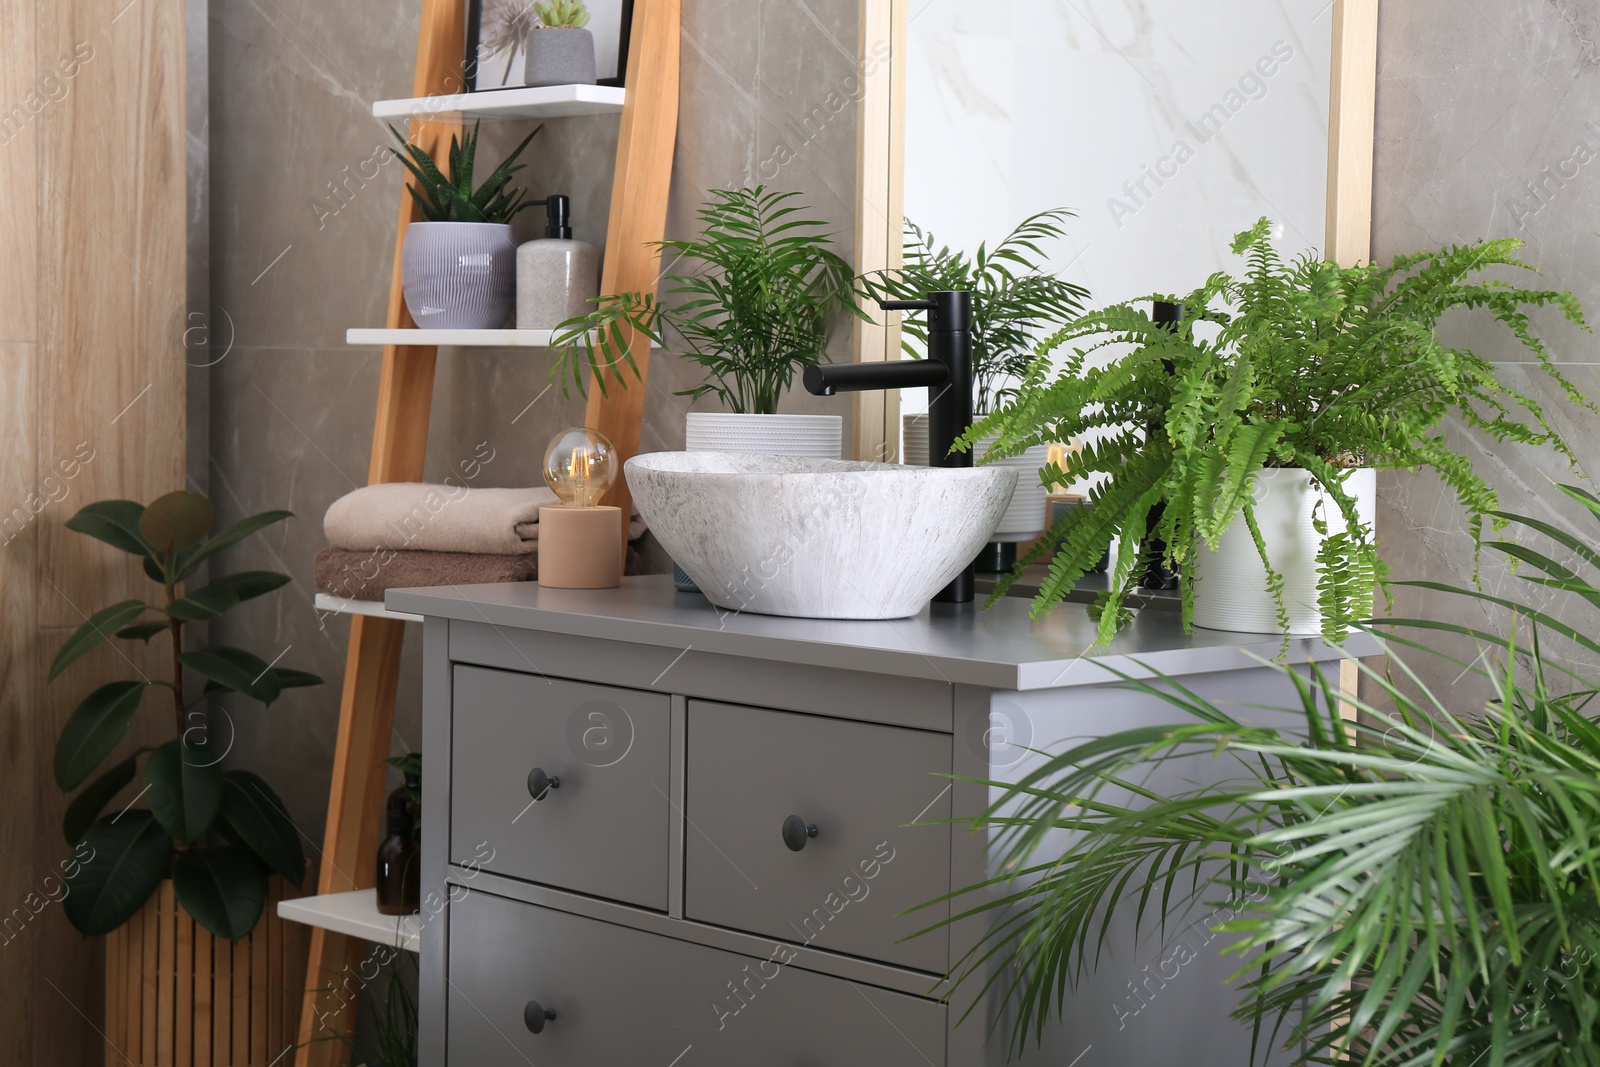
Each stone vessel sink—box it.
[625,452,1020,620]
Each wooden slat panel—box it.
[157,882,175,1065]
[125,902,144,1067]
[232,935,249,1066]
[193,921,212,1067]
[0,0,37,343]
[104,921,122,1065]
[267,880,283,1062]
[251,898,268,1063]
[141,895,159,1065]
[176,902,193,1067]
[584,0,681,549]
[1326,0,1379,267]
[212,923,230,1067]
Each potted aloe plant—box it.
[971,218,1589,643]
[390,121,540,329]
[524,0,597,87]
[53,491,321,1056]
[551,185,865,458]
[928,482,1600,1066]
[861,209,1089,545]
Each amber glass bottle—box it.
[375,789,419,915]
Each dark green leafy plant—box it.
[388,121,540,225]
[859,210,1090,415]
[550,185,865,408]
[970,217,1589,644]
[54,492,320,940]
[923,482,1600,1066]
[327,951,418,1067]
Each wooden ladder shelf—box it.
[291,1,680,1062]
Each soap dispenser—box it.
[517,194,600,329]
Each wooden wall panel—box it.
[37,0,187,627]
[0,0,187,1061]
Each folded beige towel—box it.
[315,546,646,602]
[323,483,647,556]
[316,548,537,602]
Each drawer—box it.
[451,666,671,910]
[684,701,951,973]
[447,888,946,1066]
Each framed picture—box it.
[465,0,635,92]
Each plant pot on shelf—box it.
[523,27,598,87]
[903,414,1048,541]
[400,222,517,330]
[103,877,308,1067]
[1190,467,1377,636]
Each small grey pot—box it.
[523,27,598,87]
[401,222,517,330]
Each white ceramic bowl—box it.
[626,451,1019,619]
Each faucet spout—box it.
[804,289,978,604]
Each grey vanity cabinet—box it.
[448,888,947,1066]
[400,577,1369,1067]
[449,666,673,910]
[684,700,952,973]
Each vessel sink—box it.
[625,452,1020,620]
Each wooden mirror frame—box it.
[849,0,1380,463]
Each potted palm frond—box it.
[524,0,597,87]
[54,491,321,1063]
[390,121,540,330]
[551,185,864,458]
[971,217,1589,642]
[862,209,1089,543]
[928,481,1600,1066]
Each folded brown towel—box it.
[315,548,537,602]
[323,483,648,555]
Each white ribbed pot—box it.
[902,415,1048,542]
[1190,467,1377,635]
[401,221,517,330]
[684,412,843,459]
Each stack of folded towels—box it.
[314,483,646,603]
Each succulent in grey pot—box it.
[390,122,540,330]
[524,0,598,87]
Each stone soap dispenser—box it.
[517,194,600,329]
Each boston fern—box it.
[53,492,320,940]
[971,217,1589,643]
[927,483,1600,1067]
[389,121,539,224]
[550,186,864,408]
[860,210,1090,415]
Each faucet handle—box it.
[878,298,937,312]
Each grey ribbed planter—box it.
[401,222,517,330]
[523,28,598,87]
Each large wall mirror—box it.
[851,0,1378,461]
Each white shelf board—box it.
[373,84,626,122]
[278,889,420,953]
[347,328,562,349]
[315,592,423,623]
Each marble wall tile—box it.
[206,0,864,840]
[1372,0,1600,700]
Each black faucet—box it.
[803,290,976,604]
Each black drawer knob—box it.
[782,814,819,852]
[527,768,561,801]
[523,1000,557,1034]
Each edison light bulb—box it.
[543,427,617,508]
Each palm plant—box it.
[859,210,1090,415]
[925,482,1600,1066]
[388,121,539,224]
[549,186,865,407]
[970,218,1589,644]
